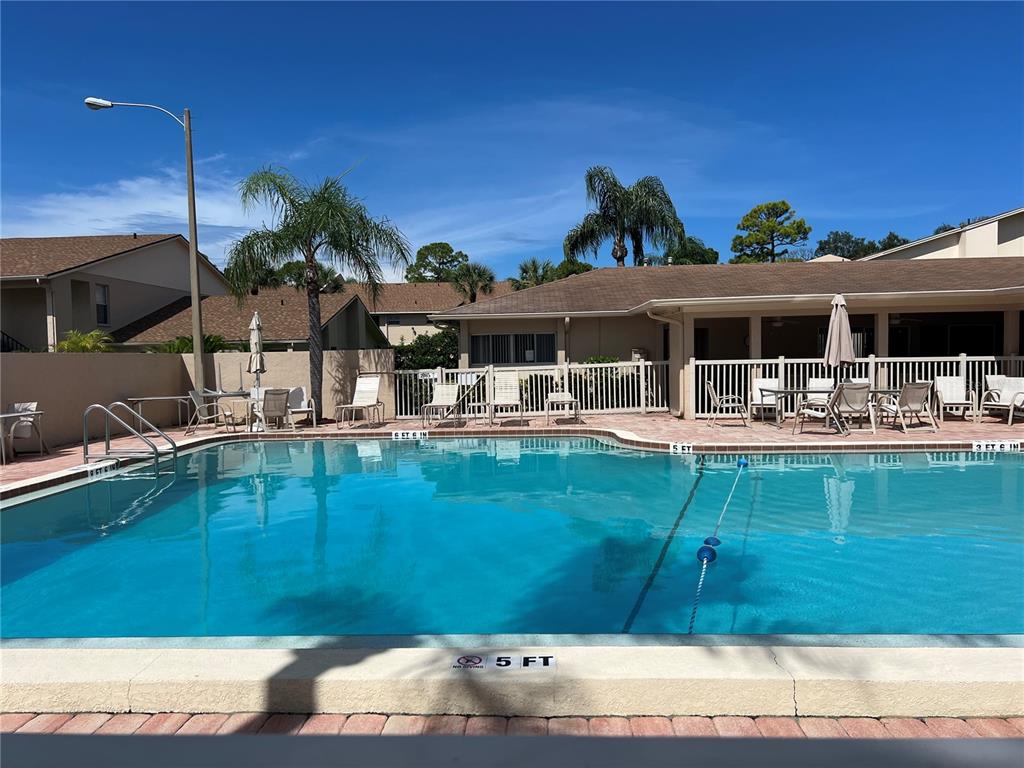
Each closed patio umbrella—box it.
[823,294,855,382]
[247,311,267,388]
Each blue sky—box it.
[2,2,1021,278]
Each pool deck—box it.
[2,411,1020,497]
[2,412,1022,724]
[3,711,1022,738]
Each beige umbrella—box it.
[247,311,267,388]
[823,294,855,381]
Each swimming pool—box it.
[1,438,1021,639]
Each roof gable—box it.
[0,234,182,278]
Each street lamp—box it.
[84,96,207,393]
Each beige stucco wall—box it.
[82,238,227,295]
[185,349,396,420]
[873,212,1023,260]
[378,314,437,345]
[0,286,48,350]
[568,315,665,362]
[0,352,190,447]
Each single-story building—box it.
[113,287,390,352]
[342,281,514,345]
[0,234,228,351]
[431,257,1023,417]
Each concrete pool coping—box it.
[0,426,1006,502]
[2,643,1022,717]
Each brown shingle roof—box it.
[343,281,514,313]
[434,258,1024,317]
[113,288,359,344]
[0,234,180,278]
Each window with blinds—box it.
[470,333,556,365]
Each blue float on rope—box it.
[737,457,749,468]
[704,536,721,547]
[696,545,717,563]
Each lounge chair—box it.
[287,387,317,427]
[704,380,747,427]
[335,375,384,427]
[490,370,524,425]
[980,375,1024,426]
[185,390,236,435]
[750,377,779,423]
[934,375,977,423]
[877,381,938,433]
[807,377,835,394]
[793,386,847,435]
[421,383,460,427]
[252,388,294,431]
[836,382,876,433]
[2,402,48,460]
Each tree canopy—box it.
[814,231,877,260]
[564,166,683,267]
[653,235,719,265]
[730,201,811,263]
[404,242,469,282]
[510,258,555,290]
[451,262,496,303]
[394,328,459,370]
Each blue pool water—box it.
[1,439,1022,638]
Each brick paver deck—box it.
[2,713,1021,738]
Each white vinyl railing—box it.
[689,354,1023,418]
[394,360,670,419]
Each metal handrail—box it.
[82,403,177,473]
[107,401,178,463]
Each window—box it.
[470,333,556,365]
[95,284,110,326]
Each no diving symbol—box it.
[457,655,482,666]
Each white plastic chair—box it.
[490,371,524,425]
[287,387,317,427]
[934,375,977,423]
[335,375,384,427]
[980,375,1024,425]
[421,383,460,427]
[3,402,48,460]
[750,377,779,422]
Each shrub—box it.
[394,328,459,370]
[54,329,112,352]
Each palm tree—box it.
[510,258,554,290]
[563,166,683,267]
[226,167,410,419]
[54,329,112,352]
[452,262,495,303]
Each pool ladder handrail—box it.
[83,402,178,474]
[445,372,487,422]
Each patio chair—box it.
[287,387,317,427]
[3,402,48,459]
[877,381,938,433]
[836,382,876,433]
[335,375,384,428]
[934,375,977,423]
[252,388,294,431]
[980,375,1024,425]
[185,390,236,436]
[490,370,524,425]
[704,380,747,427]
[750,377,779,423]
[421,383,460,427]
[807,377,835,394]
[793,386,847,435]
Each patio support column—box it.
[44,284,58,351]
[1003,309,1020,356]
[556,317,568,364]
[874,311,889,356]
[682,313,695,419]
[458,321,470,368]
[748,314,762,361]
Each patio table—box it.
[758,387,899,432]
[126,395,192,429]
[545,392,580,425]
[0,410,48,464]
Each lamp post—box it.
[84,97,206,392]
